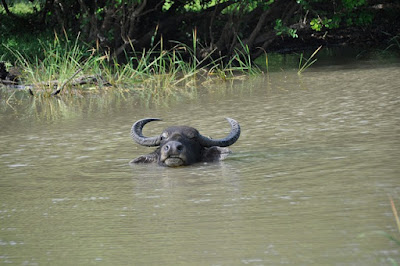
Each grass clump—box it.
[2,30,260,98]
[297,45,322,75]
[4,32,106,96]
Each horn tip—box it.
[144,118,162,122]
[225,117,240,127]
[225,117,236,122]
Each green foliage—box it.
[0,0,40,14]
[274,19,298,38]
[0,1,54,62]
[310,16,340,31]
[299,0,375,32]
[310,18,322,31]
[342,0,366,9]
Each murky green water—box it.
[1,58,400,265]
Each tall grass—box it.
[2,30,258,98]
[4,32,103,96]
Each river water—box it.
[1,56,400,265]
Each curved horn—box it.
[131,118,162,147]
[198,118,241,147]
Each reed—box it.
[101,33,258,92]
[390,197,400,235]
[297,45,322,75]
[387,197,400,265]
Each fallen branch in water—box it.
[51,68,83,96]
[0,79,19,86]
[1,71,111,96]
[31,75,109,89]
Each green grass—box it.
[107,32,261,97]
[2,30,259,98]
[4,32,102,96]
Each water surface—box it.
[1,59,400,265]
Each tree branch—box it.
[244,8,272,50]
[51,68,83,96]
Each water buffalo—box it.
[130,118,240,167]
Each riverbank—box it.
[0,33,260,98]
[1,1,399,98]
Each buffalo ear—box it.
[130,152,159,164]
[202,147,232,162]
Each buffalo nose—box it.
[164,141,184,153]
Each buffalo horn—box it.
[198,118,241,147]
[131,118,162,146]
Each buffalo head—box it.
[130,118,240,167]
